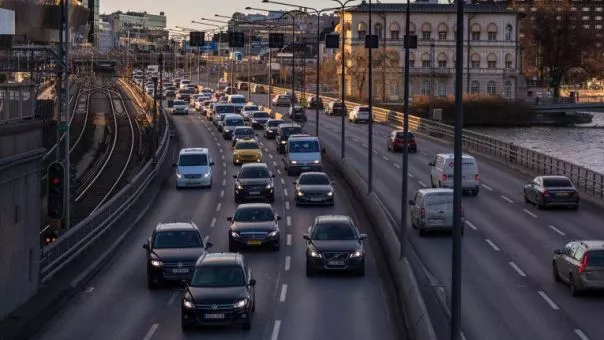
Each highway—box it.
[34,101,397,340]
[248,93,604,340]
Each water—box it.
[470,111,604,174]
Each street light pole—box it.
[367,0,374,193]
[248,27,252,99]
[401,0,411,259]
[291,15,296,106]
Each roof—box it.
[578,241,604,250]
[418,188,454,194]
[240,162,268,169]
[237,203,273,210]
[539,175,571,180]
[289,135,317,141]
[279,123,302,128]
[179,148,209,154]
[228,94,245,98]
[155,222,196,231]
[436,153,475,159]
[347,3,517,15]
[235,138,258,144]
[233,126,254,131]
[197,252,243,267]
[300,171,328,177]
[315,215,353,224]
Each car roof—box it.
[278,123,301,128]
[539,175,571,180]
[240,162,268,169]
[267,119,284,122]
[225,113,242,118]
[196,252,244,267]
[234,126,253,130]
[155,222,197,232]
[236,203,274,210]
[236,138,258,144]
[315,215,353,224]
[289,135,317,142]
[229,94,245,98]
[436,153,474,160]
[418,188,454,195]
[214,103,235,107]
[179,147,209,155]
[299,171,328,177]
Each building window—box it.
[437,82,447,96]
[487,23,497,41]
[470,80,480,94]
[375,23,383,38]
[437,52,447,68]
[389,81,399,97]
[409,52,415,67]
[505,53,513,69]
[421,22,432,40]
[471,23,481,41]
[487,80,497,95]
[505,24,513,41]
[437,23,448,40]
[487,53,497,69]
[357,22,367,40]
[471,53,480,68]
[504,81,512,98]
[390,22,400,40]
[421,52,432,67]
[421,79,432,95]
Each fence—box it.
[0,83,38,124]
[253,83,604,200]
[39,81,171,283]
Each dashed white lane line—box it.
[280,178,285,185]
[481,184,493,191]
[219,148,223,153]
[509,261,527,277]
[285,202,290,210]
[382,155,389,161]
[277,169,282,175]
[223,170,226,176]
[418,181,427,188]
[393,163,401,168]
[222,162,226,167]
[85,286,94,293]
[284,256,291,271]
[548,225,566,236]
[210,218,217,228]
[279,284,288,302]
[286,234,292,246]
[501,195,514,204]
[272,161,278,167]
[270,320,282,340]
[485,239,500,252]
[264,148,269,152]
[222,179,226,186]
[286,216,291,226]
[283,189,288,197]
[221,155,225,160]
[464,220,478,231]
[168,291,179,305]
[211,132,215,136]
[361,143,368,148]
[216,142,220,147]
[523,209,538,218]
[216,203,222,212]
[574,329,590,340]
[143,323,159,340]
[537,290,560,310]
[352,138,359,142]
[269,154,274,159]
[373,150,378,154]
[220,190,224,198]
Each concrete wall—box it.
[0,121,46,322]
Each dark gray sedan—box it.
[523,175,579,209]
[294,172,335,206]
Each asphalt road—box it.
[34,101,397,340]
[248,93,604,340]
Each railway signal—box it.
[47,162,65,220]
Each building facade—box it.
[96,20,115,50]
[106,11,168,47]
[86,0,100,44]
[341,2,522,101]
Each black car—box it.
[304,215,366,276]
[523,175,579,209]
[178,93,191,102]
[231,127,257,147]
[327,101,346,116]
[307,95,324,110]
[275,123,303,154]
[222,115,245,140]
[264,119,284,139]
[294,172,335,206]
[249,111,271,129]
[181,253,255,330]
[234,163,275,203]
[143,222,213,289]
[227,203,281,251]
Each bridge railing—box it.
[252,83,604,201]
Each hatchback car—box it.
[275,123,303,154]
[227,203,281,251]
[523,175,579,210]
[304,215,366,276]
[241,104,260,121]
[294,172,335,206]
[553,240,604,296]
[326,101,346,116]
[387,130,417,153]
[232,139,262,165]
[233,163,275,203]
[272,94,292,107]
[348,105,370,123]
[171,100,188,115]
[181,253,255,330]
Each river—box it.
[470,111,604,174]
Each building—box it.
[96,19,115,50]
[105,11,168,47]
[86,0,100,44]
[341,2,522,101]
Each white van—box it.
[174,148,214,189]
[429,153,480,195]
[283,136,326,176]
[227,94,247,113]
[179,79,191,90]
[408,188,464,236]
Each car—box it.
[307,95,324,110]
[181,253,255,330]
[179,79,191,89]
[409,188,464,237]
[303,215,366,276]
[284,135,324,176]
[523,175,579,210]
[212,103,236,120]
[143,222,213,289]
[228,94,247,113]
[252,84,266,94]
[249,111,271,129]
[227,203,281,251]
[237,81,249,90]
[233,163,275,203]
[553,240,604,296]
[224,86,237,95]
[275,123,303,154]
[272,94,291,107]
[288,105,307,123]
[200,88,213,96]
[231,127,257,147]
[174,148,214,189]
[164,89,176,98]
[294,172,335,206]
[263,119,284,139]
[387,130,417,153]
[192,96,204,110]
[241,104,260,121]
[348,105,371,123]
[429,153,480,196]
[325,101,346,116]
[173,78,182,87]
[222,114,246,139]
[232,139,262,165]
[171,100,189,115]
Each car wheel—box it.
[269,195,275,203]
[228,237,238,252]
[147,276,158,290]
[472,189,479,196]
[569,275,580,297]
[537,199,545,210]
[418,227,426,237]
[305,260,316,276]
[569,204,579,210]
[242,314,252,330]
[430,178,435,188]
[523,191,530,203]
[355,264,365,277]
[553,262,561,282]
[287,168,295,176]
[272,244,280,252]
[181,317,193,331]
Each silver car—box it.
[408,188,464,237]
[553,240,604,296]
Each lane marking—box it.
[283,189,288,197]
[509,261,527,277]
[408,173,414,178]
[373,150,378,154]
[142,323,159,340]
[548,225,566,236]
[574,329,590,340]
[501,195,514,204]
[168,291,178,305]
[265,148,269,152]
[285,202,290,210]
[277,169,282,175]
[203,235,209,244]
[361,143,368,148]
[223,170,226,176]
[280,178,285,185]
[352,138,359,142]
[216,142,220,147]
[221,155,225,160]
[464,220,478,231]
[418,181,427,188]
[537,291,559,310]
[382,155,389,161]
[269,154,274,159]
[481,184,493,191]
[216,203,222,211]
[485,239,500,252]
[219,148,223,153]
[220,190,224,198]
[523,209,538,218]
[393,163,401,168]
[272,161,278,167]
[270,320,282,340]
[85,286,94,293]
[285,256,291,271]
[210,218,217,228]
[279,284,288,302]
[286,216,291,226]
[222,179,226,186]
[222,162,226,168]
[286,234,292,246]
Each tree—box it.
[527,1,595,97]
[319,58,338,91]
[338,49,368,99]
[375,49,400,101]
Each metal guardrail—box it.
[39,81,171,283]
[253,83,604,200]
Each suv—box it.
[326,101,346,116]
[553,240,604,296]
[275,123,303,154]
[272,94,292,107]
[181,253,255,330]
[174,148,214,189]
[233,163,275,203]
[143,222,213,289]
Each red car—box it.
[387,130,417,153]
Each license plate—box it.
[429,219,444,225]
[557,193,569,196]
[301,167,311,170]
[204,313,225,319]
[328,260,345,266]
[247,240,262,245]
[249,191,261,195]
[310,198,323,202]
[172,268,189,273]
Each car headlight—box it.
[150,259,163,267]
[234,299,248,308]
[327,191,333,196]
[280,140,287,144]
[268,231,279,238]
[230,231,240,238]
[236,183,243,190]
[204,172,210,177]
[313,160,320,164]
[297,191,304,196]
[266,183,274,189]
[183,298,195,309]
[176,172,182,179]
[309,250,322,258]
[290,160,297,164]
[351,250,363,258]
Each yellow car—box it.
[232,139,262,165]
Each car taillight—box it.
[578,253,588,273]
[542,190,550,197]
[409,138,416,143]
[475,174,480,181]
[420,208,425,218]
[441,174,448,181]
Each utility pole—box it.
[248,27,252,99]
[158,52,164,147]
[152,76,158,162]
[59,0,71,230]
[367,0,374,193]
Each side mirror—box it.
[428,161,435,166]
[248,278,257,286]
[205,242,213,249]
[321,148,326,154]
[210,162,215,166]
[303,233,310,240]
[554,249,562,255]
[172,163,177,167]
[233,174,238,178]
[226,216,233,221]
[276,215,282,221]
[142,243,149,250]
[408,200,414,205]
[359,233,368,240]
[271,174,275,178]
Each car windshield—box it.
[226,119,244,126]
[587,250,604,266]
[244,105,258,111]
[233,207,275,222]
[299,174,330,185]
[252,112,270,118]
[230,97,246,104]
[234,128,254,136]
[289,140,319,153]
[153,230,202,249]
[267,120,284,127]
[190,266,245,288]
[312,223,356,240]
[235,142,259,150]
[173,100,186,106]
[425,194,454,207]
[543,178,573,188]
[281,126,302,136]
[239,167,270,179]
[179,154,208,166]
[395,132,415,139]
[215,105,235,113]
[357,107,370,112]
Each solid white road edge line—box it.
[537,290,560,310]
